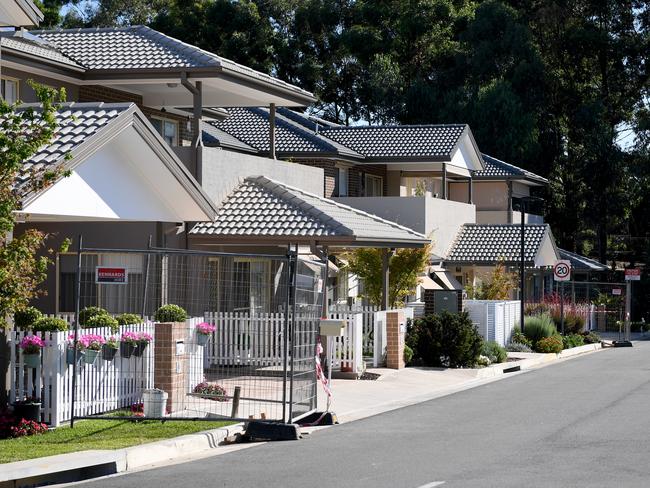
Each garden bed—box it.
[0,418,234,464]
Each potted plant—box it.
[102,336,119,361]
[13,307,42,330]
[79,334,105,364]
[66,335,85,366]
[20,336,45,368]
[192,382,228,402]
[12,396,41,422]
[84,313,119,333]
[154,304,188,323]
[133,332,153,357]
[120,331,139,358]
[195,322,215,346]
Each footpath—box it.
[0,343,604,488]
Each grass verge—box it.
[0,419,233,464]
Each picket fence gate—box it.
[328,304,377,354]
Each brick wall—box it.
[292,158,337,197]
[79,85,193,144]
[290,159,388,198]
[386,310,405,369]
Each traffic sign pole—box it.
[560,281,565,335]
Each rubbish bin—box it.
[142,389,168,418]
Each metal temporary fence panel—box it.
[62,244,324,425]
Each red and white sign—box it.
[625,269,641,281]
[96,267,128,284]
[553,260,571,282]
[612,288,622,296]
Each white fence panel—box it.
[329,304,377,354]
[464,300,520,347]
[329,313,363,375]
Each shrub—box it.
[14,307,42,329]
[482,341,507,364]
[506,342,533,353]
[403,344,414,365]
[154,304,187,323]
[84,314,119,333]
[523,314,557,344]
[32,317,68,332]
[79,306,109,326]
[407,311,483,368]
[511,330,532,347]
[582,331,601,344]
[535,335,563,353]
[116,313,141,326]
[562,334,585,349]
[10,418,48,438]
[552,311,585,334]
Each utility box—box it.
[319,319,345,337]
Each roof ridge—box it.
[16,101,135,110]
[321,123,467,131]
[246,175,425,238]
[32,26,142,34]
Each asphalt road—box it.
[83,343,650,488]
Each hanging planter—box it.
[12,398,41,422]
[133,341,148,357]
[133,332,153,358]
[102,343,118,361]
[66,347,84,366]
[84,348,100,364]
[19,336,45,369]
[196,322,215,347]
[23,353,40,369]
[120,342,136,358]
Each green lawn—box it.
[0,419,233,464]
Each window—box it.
[337,167,349,196]
[232,259,271,315]
[364,174,383,196]
[1,78,19,104]
[150,117,179,146]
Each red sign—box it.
[625,269,641,281]
[96,267,128,284]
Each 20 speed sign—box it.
[553,260,571,282]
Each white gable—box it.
[534,232,560,267]
[450,134,484,172]
[21,126,211,222]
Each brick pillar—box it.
[153,322,189,414]
[386,310,406,369]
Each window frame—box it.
[1,76,20,104]
[150,116,179,146]
[364,174,383,197]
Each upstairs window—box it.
[364,174,383,197]
[337,167,349,197]
[150,117,178,146]
[1,78,19,104]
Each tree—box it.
[0,82,67,327]
[343,244,431,308]
[465,261,516,300]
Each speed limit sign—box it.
[553,260,571,282]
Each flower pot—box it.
[13,402,41,422]
[196,333,209,346]
[66,347,84,366]
[84,349,100,364]
[102,344,118,361]
[120,342,136,358]
[133,342,148,358]
[22,353,40,369]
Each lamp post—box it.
[518,196,544,332]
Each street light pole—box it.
[520,201,525,332]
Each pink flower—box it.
[78,334,105,351]
[121,331,139,345]
[137,332,153,343]
[19,336,45,354]
[196,322,215,335]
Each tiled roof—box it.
[11,102,131,192]
[276,108,342,131]
[445,224,549,264]
[559,249,608,272]
[202,123,258,153]
[190,176,428,245]
[475,154,548,183]
[0,34,83,69]
[211,108,362,158]
[32,27,313,99]
[320,124,467,159]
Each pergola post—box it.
[381,248,395,310]
[507,180,513,224]
[442,163,448,200]
[468,173,473,204]
[181,73,203,184]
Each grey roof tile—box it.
[476,154,548,183]
[0,34,83,69]
[9,102,131,192]
[320,124,467,159]
[211,108,362,158]
[202,123,258,153]
[445,224,549,264]
[31,27,312,98]
[190,176,427,245]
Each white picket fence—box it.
[10,322,155,426]
[329,313,364,375]
[329,304,377,354]
[464,300,521,346]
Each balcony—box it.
[477,210,544,225]
[333,197,476,256]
